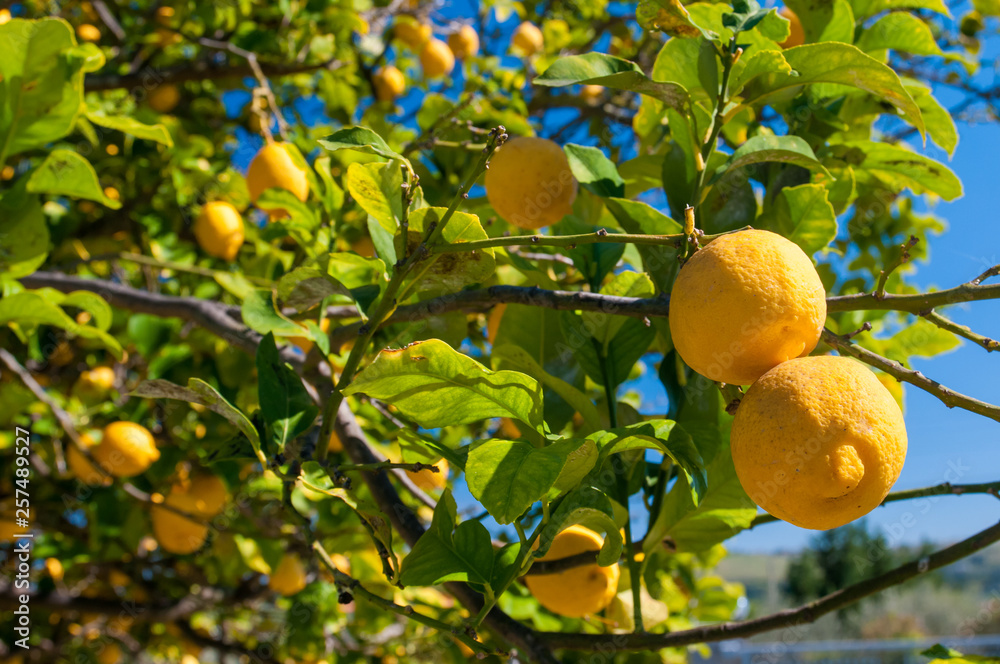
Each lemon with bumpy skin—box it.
[406,459,449,492]
[194,201,244,261]
[92,422,159,478]
[668,229,826,386]
[246,142,310,219]
[373,65,406,102]
[511,21,544,56]
[779,7,805,48]
[448,25,479,59]
[525,525,619,617]
[419,38,455,78]
[269,553,308,596]
[731,356,907,530]
[151,485,210,554]
[485,136,577,229]
[68,433,110,486]
[148,83,181,113]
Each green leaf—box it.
[343,339,545,431]
[0,195,49,278]
[241,288,305,337]
[560,311,656,389]
[786,0,855,44]
[319,126,408,165]
[730,50,791,97]
[466,438,587,524]
[255,333,319,451]
[589,421,707,501]
[862,319,960,364]
[636,0,709,38]
[906,82,958,156]
[0,290,121,355]
[85,109,173,147]
[856,12,943,57]
[276,267,351,312]
[644,443,757,554]
[763,183,838,257]
[584,270,656,350]
[492,343,603,436]
[743,43,924,139]
[563,144,625,198]
[399,491,494,587]
[256,189,319,231]
[534,53,690,113]
[0,18,95,157]
[48,290,113,330]
[974,0,1000,15]
[833,141,962,201]
[850,0,950,20]
[537,486,623,566]
[407,207,496,292]
[722,0,772,33]
[605,198,681,293]
[26,150,122,208]
[345,161,403,233]
[712,135,831,183]
[131,378,264,463]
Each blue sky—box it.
[221,2,1000,552]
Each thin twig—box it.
[921,310,1000,352]
[875,236,919,300]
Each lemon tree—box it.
[1,0,999,662]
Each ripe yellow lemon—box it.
[269,553,308,596]
[74,366,116,401]
[406,459,449,492]
[148,84,181,113]
[95,642,121,664]
[373,65,406,102]
[525,525,619,617]
[668,229,826,386]
[194,201,244,261]
[351,235,376,257]
[155,6,175,25]
[486,303,506,344]
[485,136,577,229]
[448,25,479,59]
[779,7,805,48]
[394,19,432,49]
[731,356,907,530]
[246,142,310,219]
[185,474,228,516]
[419,38,455,78]
[151,485,210,554]
[68,433,110,486]
[511,21,544,56]
[92,422,159,478]
[77,23,102,43]
[0,9,11,25]
[581,84,604,105]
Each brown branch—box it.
[751,479,1000,528]
[537,519,1000,650]
[921,310,1000,352]
[821,328,1000,424]
[84,58,340,93]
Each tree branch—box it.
[537,519,1000,650]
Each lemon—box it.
[486,303,506,344]
[668,229,826,386]
[511,21,544,56]
[779,7,805,48]
[246,142,310,219]
[731,356,907,530]
[0,9,10,25]
[74,366,116,401]
[151,485,210,554]
[269,553,308,596]
[46,557,64,581]
[77,23,102,43]
[185,474,228,516]
[419,38,455,78]
[406,459,449,492]
[525,525,619,617]
[580,84,604,105]
[155,6,174,25]
[194,201,244,261]
[373,65,406,102]
[394,19,432,49]
[485,136,577,229]
[148,84,181,113]
[351,235,376,257]
[68,433,110,486]
[328,430,344,454]
[92,422,160,478]
[448,25,479,59]
[95,642,122,664]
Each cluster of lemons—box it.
[669,230,908,530]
